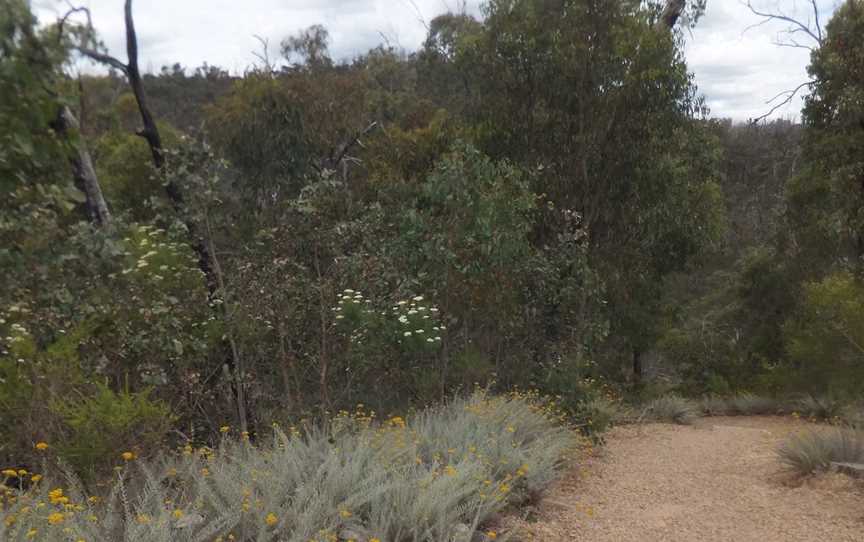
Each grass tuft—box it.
[728,393,779,416]
[777,427,864,476]
[643,395,700,425]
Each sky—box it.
[32,0,840,121]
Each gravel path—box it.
[507,416,863,541]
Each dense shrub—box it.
[0,391,578,541]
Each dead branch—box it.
[749,79,817,124]
[743,0,824,48]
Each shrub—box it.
[700,395,730,416]
[839,404,864,429]
[777,427,864,476]
[792,395,847,421]
[643,395,700,425]
[0,391,577,541]
[49,383,175,478]
[728,393,779,416]
[575,397,621,443]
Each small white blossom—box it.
[416,329,424,334]
[403,331,412,337]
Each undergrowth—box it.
[0,391,581,542]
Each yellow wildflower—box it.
[30,474,42,483]
[120,451,136,461]
[35,442,49,451]
[173,509,184,519]
[487,531,498,540]
[339,509,352,518]
[220,426,230,433]
[47,512,64,524]
[1,469,17,478]
[26,529,37,538]
[265,512,278,526]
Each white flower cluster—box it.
[332,288,373,320]
[392,295,444,345]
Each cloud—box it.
[33,0,837,121]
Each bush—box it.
[643,395,700,425]
[700,395,730,416]
[728,393,779,416]
[839,404,864,429]
[777,427,864,476]
[50,383,174,479]
[0,391,577,541]
[792,395,847,421]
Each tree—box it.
[447,0,720,383]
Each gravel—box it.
[506,416,863,541]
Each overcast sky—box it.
[32,0,839,121]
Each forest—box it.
[1,0,863,540]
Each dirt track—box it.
[507,417,863,541]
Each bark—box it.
[57,106,112,226]
[633,348,643,388]
[657,0,686,31]
[123,0,163,168]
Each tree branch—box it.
[743,0,824,47]
[749,79,817,124]
[328,121,379,170]
[75,46,128,74]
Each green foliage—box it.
[777,427,864,476]
[206,74,309,194]
[0,0,72,196]
[50,383,174,477]
[783,271,864,394]
[92,123,181,220]
[0,392,576,541]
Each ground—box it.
[506,416,863,541]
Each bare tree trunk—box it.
[57,106,112,226]
[122,0,163,168]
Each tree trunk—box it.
[57,106,111,226]
[123,0,163,168]
[633,348,643,387]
